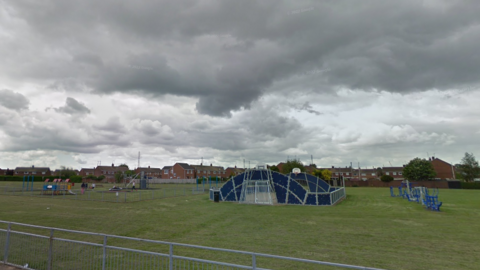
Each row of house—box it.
[1,156,456,182]
[280,156,455,181]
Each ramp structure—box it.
[211,168,346,206]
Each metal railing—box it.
[330,187,346,205]
[0,186,205,203]
[0,221,386,270]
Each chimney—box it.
[32,165,34,168]
[148,166,150,168]
[112,163,114,167]
[432,156,435,160]
[332,166,334,169]
[210,163,212,166]
[235,165,237,168]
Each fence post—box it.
[3,223,11,264]
[252,253,256,270]
[169,244,173,270]
[102,236,107,270]
[48,229,54,270]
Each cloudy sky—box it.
[1,0,480,171]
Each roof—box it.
[175,163,195,170]
[136,167,162,172]
[191,165,224,171]
[96,166,129,171]
[382,167,404,171]
[162,166,172,170]
[80,168,95,172]
[15,167,51,172]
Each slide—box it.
[68,190,76,195]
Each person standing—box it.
[92,183,95,190]
[81,182,85,194]
[132,181,136,191]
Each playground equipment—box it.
[210,167,346,206]
[22,175,34,191]
[197,176,220,191]
[390,180,442,211]
[42,179,74,195]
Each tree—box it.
[312,169,332,180]
[118,164,129,169]
[59,166,77,179]
[114,171,124,183]
[269,165,279,172]
[281,159,306,174]
[459,152,480,182]
[380,175,394,182]
[403,158,436,181]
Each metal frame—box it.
[0,220,386,270]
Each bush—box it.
[461,182,480,189]
[381,175,394,182]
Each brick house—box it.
[382,167,404,181]
[225,166,246,177]
[79,168,96,177]
[328,167,353,181]
[0,168,4,175]
[192,164,226,179]
[171,163,195,179]
[430,157,455,180]
[161,166,174,179]
[94,164,129,182]
[135,166,162,179]
[14,166,51,176]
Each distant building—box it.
[192,164,226,179]
[225,166,246,177]
[171,163,195,179]
[14,166,51,176]
[79,168,95,177]
[94,164,129,182]
[382,167,404,181]
[135,166,162,179]
[161,166,173,179]
[430,156,455,180]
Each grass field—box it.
[0,185,479,270]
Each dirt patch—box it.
[0,264,24,270]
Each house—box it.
[382,167,404,181]
[135,166,162,179]
[430,156,455,180]
[0,168,4,175]
[14,166,51,176]
[79,168,96,177]
[225,166,246,177]
[161,166,174,179]
[192,164,226,179]
[94,164,129,182]
[328,167,353,181]
[170,163,195,179]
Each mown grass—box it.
[0,186,479,270]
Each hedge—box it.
[0,175,83,183]
[461,182,480,189]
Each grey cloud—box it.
[55,97,91,115]
[7,0,480,117]
[0,89,29,111]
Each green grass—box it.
[0,186,479,270]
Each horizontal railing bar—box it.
[172,255,255,269]
[258,253,384,270]
[105,245,169,257]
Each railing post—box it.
[102,236,107,270]
[48,229,54,270]
[252,253,256,270]
[3,223,11,264]
[169,244,173,270]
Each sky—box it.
[1,0,480,171]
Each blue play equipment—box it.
[210,168,346,206]
[390,181,442,211]
[196,176,219,190]
[22,175,34,191]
